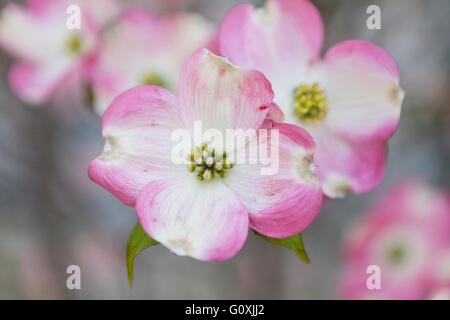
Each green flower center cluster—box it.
[141,72,167,88]
[186,144,234,181]
[294,83,329,123]
[65,34,83,54]
[388,245,406,265]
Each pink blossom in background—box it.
[0,0,120,105]
[89,9,217,114]
[219,0,404,198]
[428,286,450,300]
[89,49,323,261]
[340,179,450,300]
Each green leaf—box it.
[126,222,159,287]
[252,230,310,264]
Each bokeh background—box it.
[0,0,448,299]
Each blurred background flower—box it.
[339,179,449,299]
[89,8,216,114]
[0,0,448,299]
[0,0,120,114]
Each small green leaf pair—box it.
[126,223,310,287]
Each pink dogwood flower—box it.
[89,49,323,261]
[0,0,120,105]
[89,9,217,114]
[340,179,450,299]
[219,0,404,198]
